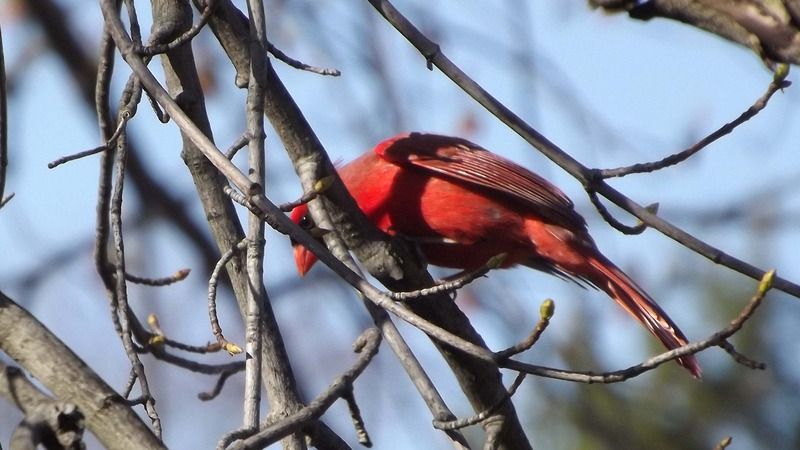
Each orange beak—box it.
[293,244,319,277]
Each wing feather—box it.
[375,133,586,230]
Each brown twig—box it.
[388,254,504,301]
[0,25,9,209]
[125,268,191,286]
[495,299,554,360]
[208,239,248,356]
[48,111,131,169]
[198,368,243,401]
[108,78,161,436]
[587,189,647,235]
[149,347,245,375]
[502,270,776,383]
[713,436,733,450]
[277,175,335,212]
[342,388,371,447]
[228,328,382,450]
[137,0,218,56]
[225,132,249,159]
[433,373,526,432]
[599,66,791,178]
[267,41,341,76]
[718,339,766,370]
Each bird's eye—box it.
[299,215,312,229]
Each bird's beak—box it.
[292,244,318,277]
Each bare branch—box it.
[125,268,191,286]
[137,0,218,56]
[586,190,648,235]
[600,67,791,178]
[229,328,382,450]
[208,239,247,355]
[713,436,733,450]
[198,368,243,401]
[433,373,526,432]
[342,389,371,447]
[591,0,800,66]
[495,299,554,360]
[225,132,249,159]
[388,254,504,301]
[0,25,9,209]
[0,291,164,449]
[241,0,269,433]
[502,270,776,383]
[108,78,161,436]
[268,41,341,76]
[48,111,131,169]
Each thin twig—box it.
[278,190,319,212]
[278,175,335,212]
[433,373,526,431]
[48,112,131,169]
[125,268,190,286]
[599,66,791,178]
[388,254,504,300]
[94,16,124,340]
[586,189,647,235]
[713,436,733,450]
[48,145,107,169]
[229,328,382,450]
[0,25,8,209]
[0,192,12,208]
[342,389,371,447]
[161,337,223,354]
[137,0,218,56]
[502,270,776,383]
[217,427,258,450]
[122,368,138,399]
[149,347,245,375]
[268,41,341,76]
[495,299,554,360]
[122,395,151,407]
[225,132,249,159]
[717,339,766,370]
[109,103,161,436]
[199,368,244,401]
[208,239,248,355]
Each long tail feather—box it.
[586,254,702,378]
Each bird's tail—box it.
[586,253,702,378]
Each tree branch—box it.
[0,291,164,450]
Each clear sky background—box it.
[1,1,799,449]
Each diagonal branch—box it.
[228,328,382,450]
[0,291,164,450]
[600,67,790,178]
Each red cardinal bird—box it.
[290,133,701,377]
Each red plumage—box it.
[290,133,701,377]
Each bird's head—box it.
[289,204,321,276]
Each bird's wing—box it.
[375,133,587,230]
